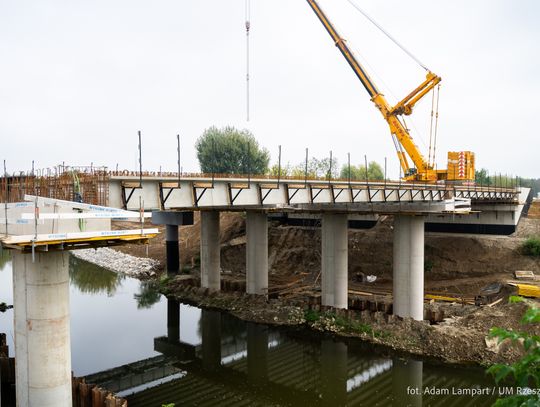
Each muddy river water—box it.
[0,252,502,406]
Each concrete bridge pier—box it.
[246,211,268,295]
[152,211,194,276]
[201,211,221,290]
[321,213,348,309]
[12,251,72,407]
[393,215,425,320]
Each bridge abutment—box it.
[12,251,72,407]
[393,215,425,320]
[246,211,268,295]
[200,211,221,290]
[321,213,348,309]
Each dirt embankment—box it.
[117,213,540,289]
[115,213,540,365]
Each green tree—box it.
[475,168,492,185]
[340,161,384,181]
[268,163,290,177]
[488,296,540,406]
[196,126,270,175]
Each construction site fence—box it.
[0,169,521,206]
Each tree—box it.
[340,161,384,181]
[269,156,339,180]
[196,126,270,175]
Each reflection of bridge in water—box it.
[84,299,496,406]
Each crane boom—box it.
[306,0,445,181]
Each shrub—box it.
[487,296,540,406]
[522,237,540,257]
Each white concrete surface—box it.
[246,211,268,295]
[393,215,425,320]
[200,211,220,290]
[12,251,72,407]
[321,213,348,309]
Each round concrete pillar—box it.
[393,215,411,318]
[246,212,268,295]
[200,211,221,290]
[321,213,349,309]
[409,216,425,321]
[12,251,72,407]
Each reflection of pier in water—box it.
[84,299,494,406]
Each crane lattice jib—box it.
[306,0,441,180]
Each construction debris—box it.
[514,270,536,280]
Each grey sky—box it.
[1,0,539,179]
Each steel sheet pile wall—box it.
[72,377,127,407]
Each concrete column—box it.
[321,213,348,309]
[165,224,179,275]
[12,251,72,407]
[201,310,221,371]
[200,211,220,291]
[246,212,268,295]
[409,217,425,321]
[392,215,410,318]
[392,215,425,320]
[247,323,268,383]
[166,298,180,343]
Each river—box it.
[0,251,500,406]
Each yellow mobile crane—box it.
[306,0,475,182]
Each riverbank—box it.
[158,275,536,367]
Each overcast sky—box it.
[1,0,539,179]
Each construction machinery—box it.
[306,0,475,182]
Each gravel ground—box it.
[71,247,160,278]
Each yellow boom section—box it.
[306,0,442,181]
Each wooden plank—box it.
[515,270,536,280]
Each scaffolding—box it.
[0,165,109,206]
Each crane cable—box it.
[345,0,429,72]
[245,0,251,122]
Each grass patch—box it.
[304,309,320,323]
